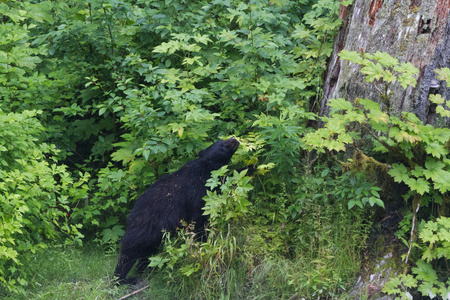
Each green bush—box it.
[383,217,450,299]
[0,110,89,292]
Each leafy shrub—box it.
[0,0,354,297]
[303,50,450,298]
[0,110,89,292]
[383,217,450,299]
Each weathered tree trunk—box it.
[321,0,450,125]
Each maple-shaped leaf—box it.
[400,274,419,289]
[429,94,445,105]
[435,68,450,87]
[411,166,425,178]
[345,110,366,123]
[397,70,418,89]
[367,109,389,124]
[420,226,439,245]
[423,158,445,180]
[394,62,420,75]
[338,50,365,65]
[412,260,438,284]
[389,126,420,143]
[405,177,430,195]
[370,51,399,67]
[425,141,447,158]
[433,128,450,143]
[432,169,450,193]
[326,117,346,133]
[388,163,409,183]
[361,61,384,82]
[325,139,346,152]
[328,98,354,111]
[359,98,380,110]
[436,105,450,118]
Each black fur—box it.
[114,138,239,284]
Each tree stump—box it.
[321,0,450,125]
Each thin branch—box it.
[404,194,422,271]
[117,285,150,300]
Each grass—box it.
[1,244,121,300]
[1,199,372,299]
[1,233,366,300]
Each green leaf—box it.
[388,163,409,183]
[142,149,150,160]
[401,274,418,288]
[338,50,365,65]
[328,98,354,111]
[429,94,445,105]
[423,158,445,180]
[435,68,450,87]
[383,277,402,294]
[425,141,447,158]
[371,51,399,67]
[361,61,384,82]
[412,260,438,283]
[432,169,450,194]
[405,177,430,195]
[411,166,424,178]
[436,105,450,118]
[394,62,419,88]
[348,199,362,209]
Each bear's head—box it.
[198,137,240,170]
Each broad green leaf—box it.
[358,98,380,110]
[328,98,354,111]
[361,61,384,82]
[435,68,450,87]
[423,158,445,180]
[436,105,450,118]
[420,227,439,245]
[395,62,419,88]
[400,274,418,288]
[411,166,424,178]
[432,170,450,193]
[388,163,409,183]
[429,94,445,104]
[405,177,430,195]
[425,141,447,158]
[326,117,347,133]
[382,70,396,83]
[325,139,346,152]
[394,62,419,75]
[338,50,365,65]
[371,51,399,67]
[412,260,438,283]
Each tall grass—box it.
[2,196,371,299]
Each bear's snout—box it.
[225,137,240,152]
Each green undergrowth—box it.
[0,244,119,300]
[1,169,373,299]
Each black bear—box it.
[114,137,239,284]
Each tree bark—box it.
[321,0,450,125]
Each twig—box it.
[118,285,150,300]
[404,194,422,271]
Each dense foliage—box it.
[304,50,450,299]
[1,0,448,298]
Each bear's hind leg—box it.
[136,258,150,272]
[113,252,138,285]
